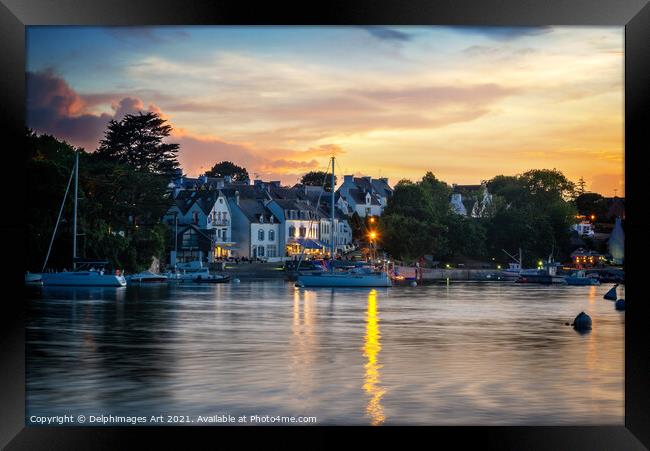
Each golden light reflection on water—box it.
[291,288,317,401]
[363,289,386,425]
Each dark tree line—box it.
[378,169,579,266]
[27,111,178,272]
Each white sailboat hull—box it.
[42,272,126,287]
[297,272,392,287]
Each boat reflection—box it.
[363,289,386,425]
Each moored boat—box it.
[565,270,600,286]
[126,271,168,284]
[297,266,392,287]
[295,156,392,288]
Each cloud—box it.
[453,26,553,41]
[173,131,343,183]
[103,27,191,44]
[360,26,413,42]
[26,69,163,150]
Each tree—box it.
[575,177,587,196]
[205,161,249,182]
[520,169,575,200]
[26,129,172,272]
[574,192,608,218]
[96,111,180,176]
[300,171,337,191]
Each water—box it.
[26,281,624,425]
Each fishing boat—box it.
[296,156,392,288]
[40,152,126,287]
[126,270,168,284]
[564,270,600,286]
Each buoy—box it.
[604,284,618,301]
[615,299,625,311]
[410,281,418,287]
[232,278,241,283]
[572,311,592,331]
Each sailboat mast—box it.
[331,156,335,267]
[72,151,79,270]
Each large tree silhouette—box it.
[96,111,180,176]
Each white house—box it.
[228,193,282,260]
[163,189,236,263]
[266,198,324,257]
[336,175,392,217]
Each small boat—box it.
[565,270,600,286]
[126,271,168,284]
[604,284,618,300]
[192,274,231,284]
[25,272,43,285]
[39,152,126,288]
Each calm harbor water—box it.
[26,281,624,425]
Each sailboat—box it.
[296,157,392,288]
[40,151,126,287]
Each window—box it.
[299,226,306,237]
[269,230,275,241]
[267,245,276,257]
[193,212,199,224]
[289,226,296,238]
[258,229,265,241]
[257,245,265,257]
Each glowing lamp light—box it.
[369,231,377,240]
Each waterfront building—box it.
[164,171,355,263]
[570,247,607,268]
[336,175,392,217]
[266,198,325,257]
[227,192,282,260]
[163,189,236,264]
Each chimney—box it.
[235,190,240,206]
[224,175,232,184]
[199,174,208,184]
[343,175,353,184]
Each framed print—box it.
[1,0,648,449]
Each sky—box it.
[26,26,624,195]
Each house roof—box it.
[345,188,381,206]
[172,190,224,215]
[233,198,281,223]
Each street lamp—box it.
[368,231,378,261]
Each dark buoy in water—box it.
[572,311,592,331]
[604,284,618,301]
[615,299,625,311]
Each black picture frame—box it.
[1,1,648,449]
